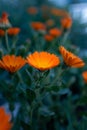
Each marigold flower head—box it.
[50,8,69,17]
[7,27,20,36]
[59,46,85,68]
[31,22,46,31]
[82,71,87,83]
[0,107,12,130]
[41,5,49,12]
[0,55,26,73]
[44,34,54,41]
[45,19,54,27]
[27,51,60,71]
[61,16,72,29]
[0,12,11,30]
[0,29,5,37]
[27,7,38,15]
[49,28,62,37]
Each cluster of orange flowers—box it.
[44,28,62,42]
[0,46,84,73]
[50,8,72,29]
[28,6,72,30]
[0,28,20,37]
[29,6,72,42]
[31,21,62,41]
[0,6,86,130]
[0,12,20,37]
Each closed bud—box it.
[0,12,12,30]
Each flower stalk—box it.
[5,30,10,52]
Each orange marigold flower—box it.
[27,7,38,15]
[45,19,54,27]
[41,5,49,12]
[0,107,12,130]
[59,46,85,68]
[44,34,54,41]
[27,51,60,71]
[0,29,5,37]
[50,8,69,17]
[0,12,11,29]
[31,22,46,31]
[7,27,20,36]
[61,17,72,29]
[0,55,26,73]
[82,71,87,83]
[49,28,62,37]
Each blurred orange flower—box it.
[0,12,11,29]
[44,34,54,41]
[0,12,9,24]
[31,22,46,31]
[61,17,72,29]
[59,46,85,68]
[0,107,12,130]
[7,27,20,36]
[82,71,87,83]
[0,29,5,37]
[0,55,26,73]
[50,8,69,17]
[27,7,38,15]
[27,51,60,71]
[49,28,62,37]
[45,19,54,27]
[41,5,49,12]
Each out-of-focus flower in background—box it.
[49,28,62,37]
[7,27,20,36]
[0,12,11,30]
[27,6,38,15]
[0,29,5,37]
[44,34,54,42]
[31,22,46,31]
[45,19,55,27]
[50,8,68,17]
[61,16,72,29]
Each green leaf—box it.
[46,86,59,92]
[58,88,70,95]
[39,105,55,117]
[26,88,36,103]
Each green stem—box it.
[61,31,70,45]
[49,67,69,87]
[48,38,58,51]
[25,69,35,84]
[16,71,24,85]
[12,36,18,49]
[30,107,33,129]
[5,30,10,52]
[0,39,2,47]
[29,72,46,128]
